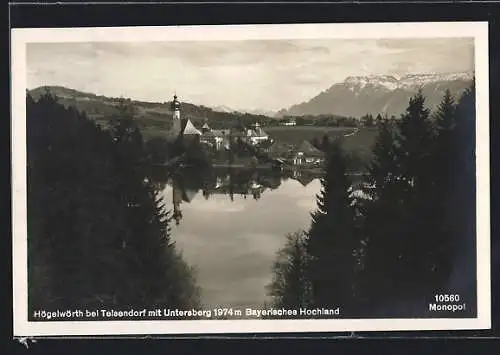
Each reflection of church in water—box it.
[171,173,273,226]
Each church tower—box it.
[171,94,182,137]
[172,178,183,226]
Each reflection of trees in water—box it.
[152,167,359,225]
[152,167,301,226]
[149,167,371,227]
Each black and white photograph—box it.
[11,22,490,336]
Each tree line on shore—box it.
[27,92,201,315]
[267,85,477,318]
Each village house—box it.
[200,120,269,151]
[292,140,324,166]
[167,94,269,156]
[258,140,294,159]
[246,122,269,145]
[280,118,297,126]
[200,122,226,151]
[200,130,225,151]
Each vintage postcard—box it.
[11,22,490,336]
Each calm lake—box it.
[156,167,324,309]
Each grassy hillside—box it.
[266,126,377,157]
[266,126,355,146]
[27,86,378,161]
[28,86,277,140]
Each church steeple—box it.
[170,93,182,137]
[172,178,183,226]
[171,93,181,118]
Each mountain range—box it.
[276,71,474,118]
[27,70,474,139]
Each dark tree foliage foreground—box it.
[27,93,200,315]
[306,140,359,312]
[268,84,477,318]
[358,86,477,316]
[267,140,361,317]
[266,231,311,314]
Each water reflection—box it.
[150,167,358,308]
[153,167,323,226]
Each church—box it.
[168,93,269,152]
[169,94,202,146]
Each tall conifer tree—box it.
[444,84,477,311]
[392,90,440,299]
[267,231,311,312]
[306,140,358,312]
[425,89,459,291]
[361,90,438,311]
[358,117,406,310]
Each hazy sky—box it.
[27,38,474,112]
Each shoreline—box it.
[153,162,364,176]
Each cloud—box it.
[27,38,474,111]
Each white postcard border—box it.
[11,22,491,336]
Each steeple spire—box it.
[170,92,182,136]
[171,92,181,112]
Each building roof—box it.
[269,141,294,154]
[182,188,199,203]
[211,129,227,137]
[254,126,268,137]
[212,129,230,136]
[293,173,315,187]
[201,130,216,138]
[297,140,323,156]
[183,119,202,135]
[202,122,210,129]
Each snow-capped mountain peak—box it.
[343,71,473,91]
[398,71,474,88]
[344,75,400,91]
[277,70,473,119]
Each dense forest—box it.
[267,85,477,318]
[27,92,201,317]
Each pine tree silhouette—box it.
[306,140,358,313]
[27,91,200,316]
[266,231,311,314]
